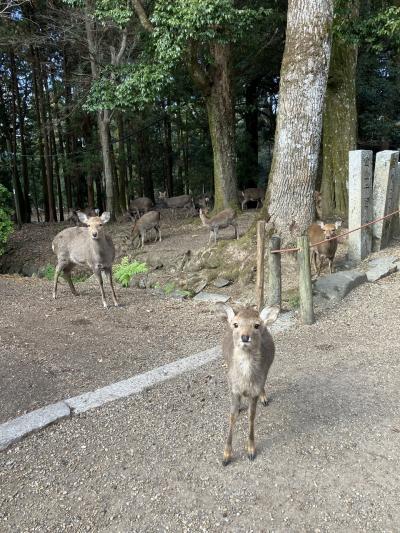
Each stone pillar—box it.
[348,150,373,262]
[372,150,400,251]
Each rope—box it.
[270,208,400,254]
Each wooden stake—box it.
[297,235,314,324]
[256,220,266,311]
[268,235,281,308]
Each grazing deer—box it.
[308,220,342,276]
[199,208,239,243]
[52,211,118,308]
[217,303,280,465]
[131,211,161,248]
[129,197,153,219]
[241,188,264,211]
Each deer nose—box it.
[92,231,98,238]
[241,335,250,343]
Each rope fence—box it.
[256,208,400,325]
[270,208,400,254]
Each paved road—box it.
[1,273,400,531]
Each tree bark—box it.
[265,0,334,241]
[203,43,237,210]
[244,80,259,184]
[117,112,128,211]
[162,101,174,196]
[320,3,358,219]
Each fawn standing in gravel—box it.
[217,303,280,465]
[52,211,119,308]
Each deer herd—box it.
[51,188,342,464]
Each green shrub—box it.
[0,185,13,256]
[113,257,148,287]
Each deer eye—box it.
[254,324,260,329]
[233,323,238,328]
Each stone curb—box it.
[0,402,71,451]
[0,312,295,451]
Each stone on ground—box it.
[313,270,367,301]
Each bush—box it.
[0,185,13,256]
[113,257,148,287]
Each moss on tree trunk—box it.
[321,13,358,219]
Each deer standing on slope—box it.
[52,211,119,308]
[308,220,342,276]
[131,211,161,248]
[199,208,239,243]
[217,303,280,465]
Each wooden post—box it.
[256,220,265,311]
[268,235,281,308]
[297,235,314,325]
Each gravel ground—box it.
[0,275,228,424]
[1,272,400,531]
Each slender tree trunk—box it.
[265,0,334,241]
[8,49,24,227]
[320,3,358,219]
[85,2,115,218]
[14,55,31,222]
[63,47,73,212]
[162,101,174,196]
[244,80,259,184]
[117,112,127,211]
[137,117,155,202]
[34,49,56,222]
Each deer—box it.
[129,197,153,219]
[308,220,342,276]
[158,192,194,217]
[241,187,264,211]
[69,207,100,226]
[199,208,239,243]
[216,303,280,465]
[131,211,161,248]
[52,211,119,308]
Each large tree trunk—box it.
[265,0,334,240]
[204,43,237,211]
[320,4,358,219]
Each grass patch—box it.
[283,288,300,309]
[40,264,90,283]
[113,257,148,287]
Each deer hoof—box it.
[247,451,256,461]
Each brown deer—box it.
[308,220,342,276]
[129,197,153,219]
[52,211,118,308]
[199,208,239,243]
[158,192,194,217]
[217,303,280,465]
[241,188,264,211]
[131,211,161,248]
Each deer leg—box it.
[223,393,241,466]
[105,269,119,307]
[214,228,218,243]
[247,396,258,461]
[94,269,108,308]
[53,264,63,299]
[234,223,239,240]
[316,255,323,277]
[259,387,269,406]
[64,270,78,296]
[158,226,162,242]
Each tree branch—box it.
[185,41,212,96]
[131,0,154,32]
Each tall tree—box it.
[320,1,359,219]
[265,0,334,241]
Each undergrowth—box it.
[113,257,148,287]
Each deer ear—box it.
[216,302,235,322]
[100,212,111,224]
[77,211,89,225]
[259,306,280,326]
[335,220,342,229]
[317,221,325,228]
